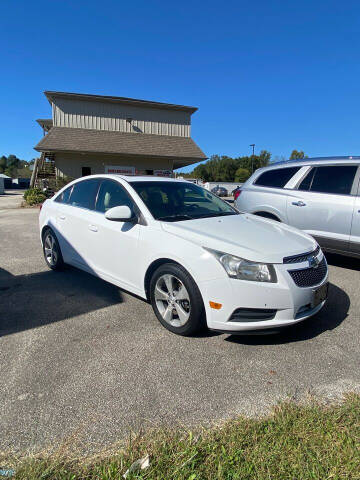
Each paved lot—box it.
[1,207,360,453]
[0,190,24,210]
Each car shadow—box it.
[325,252,360,271]
[224,283,349,345]
[0,266,124,337]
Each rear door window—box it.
[254,167,300,188]
[55,185,73,204]
[68,179,100,210]
[298,165,357,195]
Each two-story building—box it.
[34,91,206,180]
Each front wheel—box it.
[150,263,206,336]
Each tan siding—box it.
[52,98,191,137]
[55,153,173,179]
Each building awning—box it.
[34,127,207,168]
[36,119,53,132]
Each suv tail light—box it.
[234,190,241,200]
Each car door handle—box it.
[59,215,66,220]
[292,201,306,207]
[88,225,98,232]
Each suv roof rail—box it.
[270,156,360,166]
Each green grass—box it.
[2,394,360,479]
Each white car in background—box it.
[235,157,360,258]
[39,175,328,336]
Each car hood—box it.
[161,213,317,263]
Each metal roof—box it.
[44,91,198,114]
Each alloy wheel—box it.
[154,274,191,327]
[44,233,58,267]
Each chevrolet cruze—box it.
[39,175,329,336]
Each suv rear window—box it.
[298,165,358,195]
[254,167,300,188]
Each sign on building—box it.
[105,165,135,175]
[154,170,173,177]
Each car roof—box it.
[257,156,360,172]
[75,174,189,183]
[121,175,188,183]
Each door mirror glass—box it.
[105,205,136,222]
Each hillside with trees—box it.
[0,155,34,178]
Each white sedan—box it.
[39,175,329,336]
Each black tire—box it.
[150,263,206,336]
[254,212,280,222]
[42,228,64,271]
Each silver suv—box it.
[235,157,360,258]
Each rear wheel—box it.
[42,228,64,270]
[150,263,206,336]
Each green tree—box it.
[0,156,7,174]
[215,157,238,182]
[234,168,250,183]
[4,165,17,178]
[6,154,21,168]
[192,163,211,181]
[289,149,307,160]
[186,151,272,182]
[16,166,32,178]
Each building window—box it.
[82,167,91,177]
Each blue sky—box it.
[1,0,360,172]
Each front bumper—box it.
[199,252,328,333]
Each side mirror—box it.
[105,205,137,223]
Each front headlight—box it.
[204,248,277,283]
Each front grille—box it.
[229,308,277,322]
[283,246,320,264]
[288,257,327,287]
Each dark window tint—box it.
[300,166,357,195]
[69,179,100,210]
[298,168,316,191]
[254,167,300,188]
[55,185,72,204]
[96,180,133,213]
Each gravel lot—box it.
[1,207,360,453]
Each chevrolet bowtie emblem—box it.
[308,255,320,269]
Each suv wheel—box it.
[150,263,206,336]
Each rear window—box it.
[68,179,100,210]
[298,165,357,195]
[254,167,300,188]
[54,185,73,204]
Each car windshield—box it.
[130,181,239,221]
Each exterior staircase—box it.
[31,152,56,192]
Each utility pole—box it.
[249,144,255,174]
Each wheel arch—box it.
[253,211,281,222]
[41,224,52,242]
[144,258,183,301]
